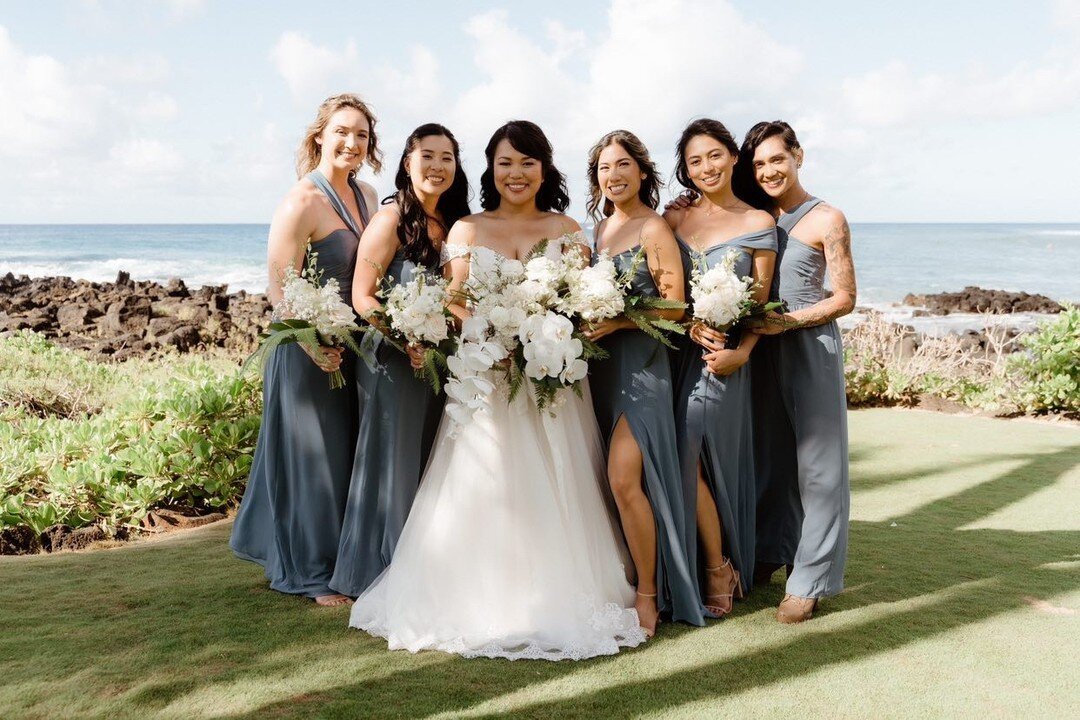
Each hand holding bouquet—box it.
[376,270,455,393]
[688,248,783,340]
[245,246,365,389]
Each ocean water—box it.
[1,223,1077,321]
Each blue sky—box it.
[1,0,1078,223]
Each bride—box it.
[349,120,647,660]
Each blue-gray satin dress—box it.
[589,246,706,626]
[672,228,777,597]
[753,197,850,599]
[330,249,447,597]
[230,171,370,598]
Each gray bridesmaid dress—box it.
[329,249,447,597]
[230,170,370,598]
[589,246,706,626]
[752,197,849,599]
[672,228,777,597]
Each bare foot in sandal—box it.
[314,593,353,607]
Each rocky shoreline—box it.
[902,286,1064,316]
[0,271,271,360]
[0,273,1068,362]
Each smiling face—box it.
[493,138,543,206]
[315,108,370,173]
[405,134,456,198]
[753,134,802,199]
[684,134,737,195]
[596,142,643,206]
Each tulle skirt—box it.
[349,378,647,660]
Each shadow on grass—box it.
[0,437,1077,720]
[234,443,1080,719]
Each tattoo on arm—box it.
[786,217,857,328]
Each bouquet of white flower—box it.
[561,244,686,349]
[504,237,605,410]
[443,234,599,428]
[689,248,781,333]
[245,245,365,389]
[376,270,455,393]
[442,253,525,431]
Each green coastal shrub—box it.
[1009,305,1080,415]
[843,308,1079,416]
[0,332,262,542]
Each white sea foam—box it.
[843,302,1058,336]
[0,258,267,293]
[1033,229,1080,237]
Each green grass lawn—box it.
[1,409,1077,719]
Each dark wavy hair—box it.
[585,130,663,223]
[735,120,802,211]
[479,120,570,212]
[383,123,471,268]
[673,118,740,193]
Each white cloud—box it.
[840,52,1080,128]
[166,0,206,21]
[0,25,109,157]
[269,32,358,106]
[107,137,184,176]
[77,53,170,84]
[135,91,179,123]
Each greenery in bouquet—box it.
[244,246,365,389]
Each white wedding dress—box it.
[349,238,647,660]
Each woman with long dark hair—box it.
[350,120,647,660]
[583,129,703,634]
[329,123,470,598]
[230,93,381,606]
[737,120,855,624]
[664,118,777,617]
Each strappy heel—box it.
[635,591,660,638]
[704,558,742,617]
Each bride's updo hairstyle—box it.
[673,118,739,192]
[585,129,662,223]
[479,120,570,212]
[735,120,802,211]
[296,93,383,178]
[386,123,472,269]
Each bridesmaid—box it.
[582,130,703,634]
[735,120,855,623]
[664,119,776,616]
[329,124,471,597]
[230,93,380,605]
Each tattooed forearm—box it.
[783,216,856,329]
[823,218,856,299]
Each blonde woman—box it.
[230,94,380,606]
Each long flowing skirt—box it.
[349,378,647,660]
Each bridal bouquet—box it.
[375,271,455,393]
[443,256,525,430]
[689,249,782,333]
[245,246,365,389]
[561,244,686,348]
[443,235,599,429]
[505,239,600,410]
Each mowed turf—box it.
[1,409,1077,719]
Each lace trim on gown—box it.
[355,594,646,661]
[440,242,470,265]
